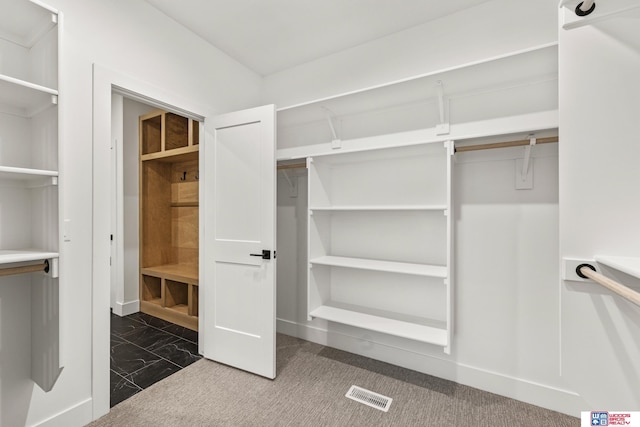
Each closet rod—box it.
[0,260,50,277]
[277,162,307,171]
[455,136,558,153]
[578,265,640,307]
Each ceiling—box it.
[144,0,491,76]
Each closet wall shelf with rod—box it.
[310,304,448,346]
[310,255,447,278]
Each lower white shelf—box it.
[310,255,447,278]
[0,250,59,265]
[310,303,448,346]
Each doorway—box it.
[93,65,207,418]
[109,95,203,406]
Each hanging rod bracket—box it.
[576,0,596,16]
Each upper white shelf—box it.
[310,205,447,212]
[310,255,447,278]
[595,256,640,280]
[0,74,58,117]
[0,250,59,265]
[0,0,57,48]
[277,44,557,126]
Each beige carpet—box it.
[90,335,578,426]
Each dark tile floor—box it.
[110,312,201,407]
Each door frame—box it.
[92,64,207,419]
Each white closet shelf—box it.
[277,44,557,124]
[310,255,447,278]
[0,166,58,181]
[0,0,57,48]
[310,205,446,212]
[0,250,58,265]
[310,304,448,346]
[0,74,58,117]
[595,256,640,280]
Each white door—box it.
[202,104,277,379]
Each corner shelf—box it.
[0,74,58,117]
[310,256,447,278]
[595,256,640,279]
[1,0,61,394]
[310,304,448,346]
[0,0,57,48]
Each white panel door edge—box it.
[202,104,277,379]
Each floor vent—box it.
[345,385,392,412]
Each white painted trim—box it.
[92,64,209,422]
[276,318,586,417]
[31,398,92,427]
[112,299,140,317]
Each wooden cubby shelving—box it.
[139,110,200,331]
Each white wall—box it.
[558,4,640,411]
[271,0,589,417]
[4,0,262,426]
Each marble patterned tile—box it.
[121,326,183,352]
[110,314,146,337]
[110,370,141,407]
[162,324,199,344]
[111,333,127,347]
[127,312,174,329]
[127,359,181,389]
[153,339,201,368]
[111,342,161,376]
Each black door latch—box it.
[250,249,271,260]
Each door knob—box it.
[249,250,271,260]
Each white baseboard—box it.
[276,318,586,417]
[31,398,92,427]
[112,299,139,317]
